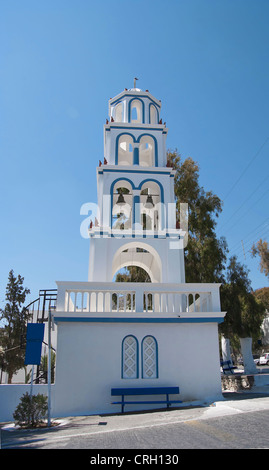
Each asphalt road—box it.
[2,391,269,451]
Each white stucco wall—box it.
[52,320,222,418]
[0,384,52,422]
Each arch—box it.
[118,134,134,166]
[140,181,162,231]
[115,132,136,165]
[114,102,123,122]
[141,335,158,379]
[137,134,158,167]
[149,103,159,124]
[111,241,162,283]
[138,135,155,167]
[122,335,139,379]
[111,179,134,230]
[138,179,164,204]
[128,98,145,123]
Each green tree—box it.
[115,266,151,283]
[253,287,269,311]
[220,255,251,339]
[0,270,30,383]
[220,255,266,370]
[167,149,228,283]
[251,239,269,279]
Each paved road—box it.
[2,392,269,451]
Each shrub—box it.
[13,392,48,428]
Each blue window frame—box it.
[122,335,139,379]
[141,335,158,379]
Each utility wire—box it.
[229,221,269,253]
[229,228,269,262]
[228,217,269,252]
[219,174,269,230]
[221,186,269,233]
[222,136,269,202]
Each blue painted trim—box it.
[141,335,158,379]
[108,126,164,132]
[110,177,135,227]
[110,177,165,230]
[138,178,164,199]
[133,147,139,165]
[128,97,145,123]
[91,232,173,239]
[122,335,139,379]
[115,132,136,165]
[137,133,158,167]
[138,178,164,230]
[110,94,161,108]
[54,317,224,324]
[103,168,171,175]
[115,131,158,167]
[133,195,140,224]
[149,103,159,124]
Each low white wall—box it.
[0,384,54,423]
[53,321,222,418]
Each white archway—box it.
[111,241,162,283]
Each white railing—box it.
[56,282,221,314]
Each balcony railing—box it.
[56,282,222,314]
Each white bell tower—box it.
[53,82,225,418]
[88,82,186,284]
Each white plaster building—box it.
[52,85,226,417]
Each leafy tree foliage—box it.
[253,287,269,311]
[167,149,266,344]
[251,239,269,279]
[0,270,30,382]
[13,392,47,428]
[167,149,228,283]
[115,266,151,283]
[220,256,266,341]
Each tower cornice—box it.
[109,89,161,108]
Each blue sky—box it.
[0,0,268,305]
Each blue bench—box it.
[111,386,182,413]
[220,360,237,374]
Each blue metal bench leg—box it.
[121,395,124,413]
[166,393,170,408]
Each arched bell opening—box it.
[118,134,134,166]
[139,135,155,167]
[130,99,143,123]
[140,181,161,231]
[112,102,123,122]
[149,103,159,124]
[112,180,133,230]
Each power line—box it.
[220,186,269,233]
[219,173,269,230]
[229,219,269,252]
[229,228,269,258]
[222,136,269,202]
[228,217,269,250]
[229,228,269,261]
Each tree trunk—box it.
[221,336,233,363]
[239,337,257,374]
